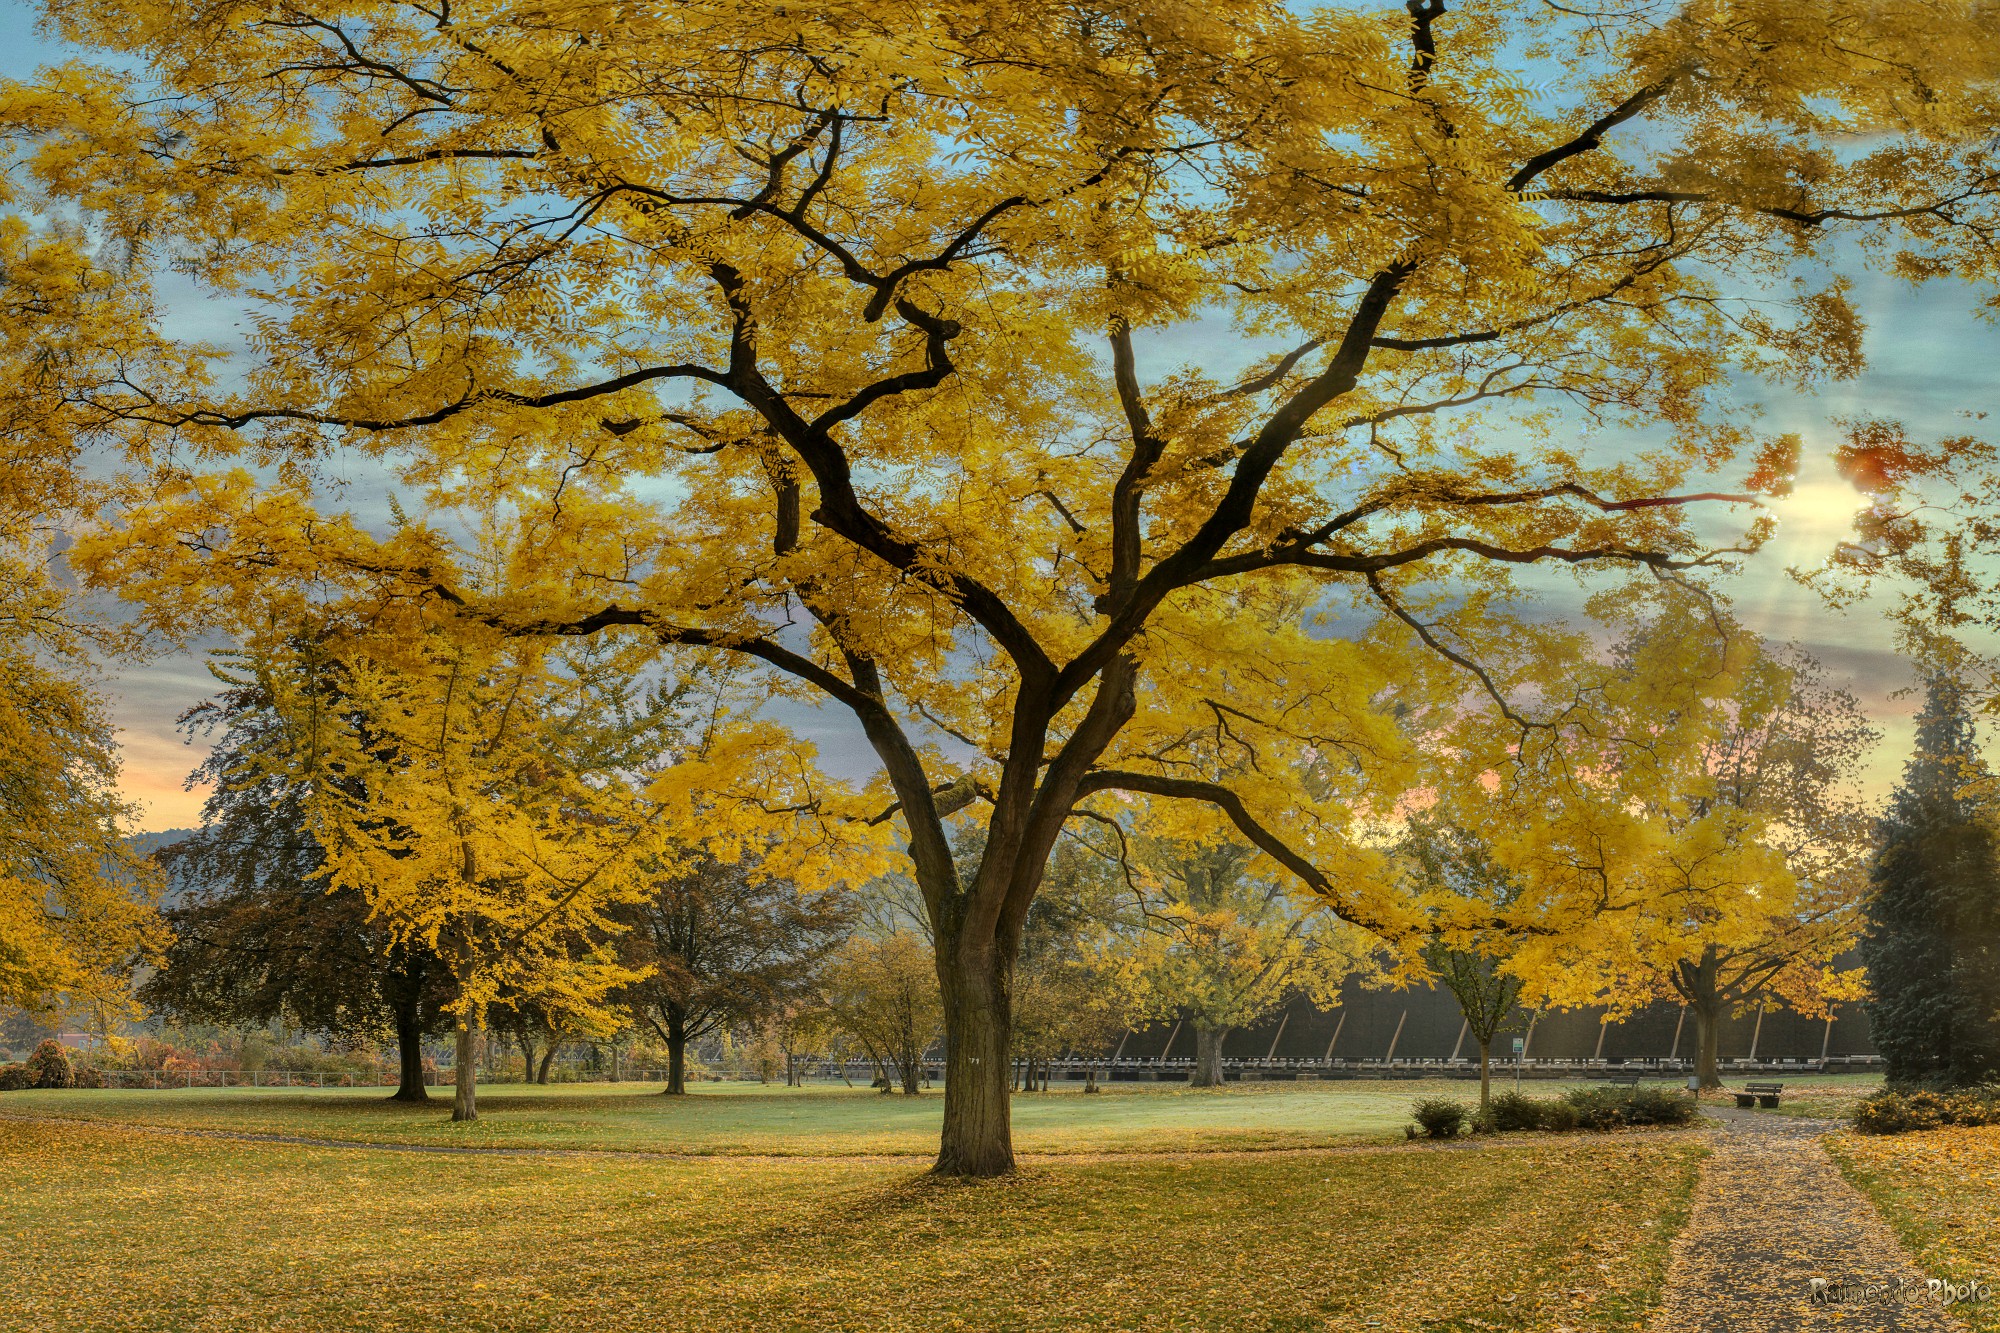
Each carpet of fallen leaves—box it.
[1,1118,1704,1331]
[1828,1125,2000,1333]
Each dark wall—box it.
[1118,975,1876,1062]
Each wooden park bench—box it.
[1735,1081,1783,1109]
[1600,1073,1642,1088]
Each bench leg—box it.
[1734,1094,1755,1108]
[1759,1095,1779,1109]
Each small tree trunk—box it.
[1695,1004,1723,1091]
[1189,1024,1228,1089]
[516,1032,538,1085]
[451,1021,479,1123]
[935,949,1014,1177]
[663,1007,688,1096]
[537,1046,556,1084]
[389,999,430,1103]
[1478,1037,1492,1111]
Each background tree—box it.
[1638,639,1878,1089]
[1112,829,1368,1088]
[614,850,854,1095]
[29,0,2000,1174]
[1401,819,1526,1113]
[1009,839,1127,1093]
[259,628,685,1122]
[821,932,943,1096]
[139,655,451,1102]
[1862,673,2000,1088]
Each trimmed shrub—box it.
[1535,1098,1581,1132]
[0,1063,31,1091]
[1624,1086,1699,1126]
[24,1039,74,1089]
[1411,1096,1469,1139]
[1488,1091,1541,1132]
[1563,1087,1624,1130]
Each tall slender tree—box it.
[1862,673,2000,1087]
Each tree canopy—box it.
[9,0,2000,1171]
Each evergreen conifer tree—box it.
[1861,675,2000,1087]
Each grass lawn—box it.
[0,1115,1705,1332]
[0,1072,1877,1155]
[0,1077,1622,1156]
[1827,1126,2000,1333]
[1706,1072,1884,1120]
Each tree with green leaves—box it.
[1862,673,2000,1088]
[613,851,854,1095]
[1402,819,1525,1114]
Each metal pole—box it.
[1383,1010,1407,1064]
[1323,1011,1346,1063]
[1593,1016,1609,1062]
[1263,1011,1291,1062]
[1669,1005,1686,1062]
[1449,1019,1467,1063]
[1747,1006,1765,1062]
[1157,1018,1183,1062]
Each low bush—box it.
[1854,1087,2000,1135]
[1563,1087,1625,1131]
[1624,1086,1699,1127]
[1535,1098,1581,1132]
[1557,1085,1698,1131]
[0,1063,30,1091]
[1488,1091,1541,1132]
[24,1039,74,1089]
[1410,1097,1470,1139]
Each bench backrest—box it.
[1744,1082,1784,1092]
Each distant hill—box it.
[126,829,197,860]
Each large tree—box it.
[614,851,854,1095]
[1862,673,2000,1087]
[17,0,2000,1173]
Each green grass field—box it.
[0,1072,1882,1155]
[2,1075,1697,1156]
[0,1111,1705,1332]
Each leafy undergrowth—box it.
[0,1118,1703,1331]
[1,1079,1627,1156]
[1827,1126,2000,1333]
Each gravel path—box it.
[1651,1108,1965,1332]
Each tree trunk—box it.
[1189,1023,1228,1089]
[662,1006,688,1096]
[536,1046,556,1084]
[935,952,1014,1177]
[1694,1003,1723,1091]
[515,1031,539,1085]
[451,1021,479,1122]
[1477,1036,1491,1111]
[389,998,430,1103]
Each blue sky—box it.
[4,5,1995,829]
